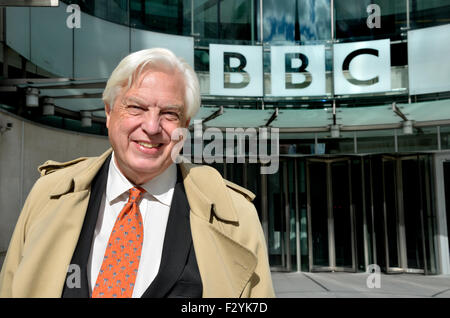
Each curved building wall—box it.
[0,109,109,265]
[5,3,194,79]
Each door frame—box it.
[381,154,432,274]
[306,157,357,273]
[433,152,450,274]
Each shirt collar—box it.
[106,152,177,207]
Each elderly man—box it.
[0,48,274,298]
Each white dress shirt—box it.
[87,152,177,298]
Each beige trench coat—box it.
[0,148,275,298]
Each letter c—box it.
[342,48,379,86]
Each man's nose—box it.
[141,111,162,135]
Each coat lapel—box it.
[16,149,112,297]
[141,168,192,298]
[62,155,111,298]
[180,163,258,297]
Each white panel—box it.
[74,11,129,79]
[30,3,73,77]
[334,39,391,95]
[408,24,450,95]
[209,44,263,97]
[270,45,326,97]
[6,7,30,60]
[131,29,194,68]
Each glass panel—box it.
[194,0,255,45]
[331,160,353,268]
[317,132,355,155]
[297,160,309,271]
[371,156,386,270]
[288,160,297,270]
[335,0,406,42]
[130,0,191,35]
[443,161,450,266]
[363,157,374,267]
[439,126,450,150]
[226,163,244,186]
[401,158,425,270]
[410,0,450,30]
[422,156,437,274]
[64,0,130,25]
[352,158,366,271]
[308,161,329,267]
[260,0,331,44]
[398,127,438,152]
[383,159,400,268]
[247,163,262,220]
[356,130,396,154]
[267,167,285,267]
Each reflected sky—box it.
[262,0,331,43]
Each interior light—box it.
[81,110,92,127]
[331,124,340,138]
[25,87,40,107]
[42,97,55,116]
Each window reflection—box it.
[62,0,450,44]
[410,0,450,30]
[129,0,191,35]
[260,0,331,44]
[194,0,255,45]
[335,0,406,42]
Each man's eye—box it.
[163,112,180,120]
[127,105,145,113]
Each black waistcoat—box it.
[62,156,202,298]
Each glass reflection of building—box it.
[2,0,450,275]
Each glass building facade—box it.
[1,0,450,275]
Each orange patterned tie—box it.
[92,187,145,298]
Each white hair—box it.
[103,48,201,120]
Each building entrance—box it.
[369,155,435,274]
[207,153,438,274]
[306,157,357,272]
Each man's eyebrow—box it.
[123,97,184,113]
[160,104,183,111]
[123,96,147,105]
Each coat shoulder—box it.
[182,163,255,203]
[223,179,255,202]
[38,156,90,176]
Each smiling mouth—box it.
[136,141,163,149]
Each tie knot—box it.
[128,187,145,204]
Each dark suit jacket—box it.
[62,156,202,298]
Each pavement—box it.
[272,271,450,298]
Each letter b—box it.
[223,52,250,89]
[285,53,312,89]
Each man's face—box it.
[105,69,189,184]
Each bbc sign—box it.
[210,39,391,97]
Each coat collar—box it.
[41,149,239,223]
[42,149,113,197]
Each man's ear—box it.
[184,117,191,128]
[105,103,111,129]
